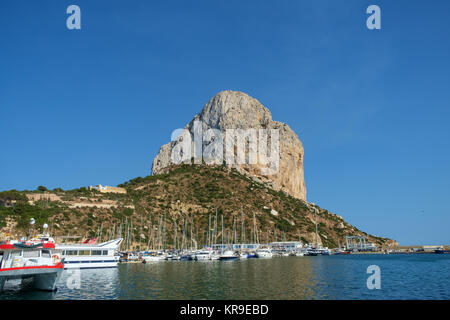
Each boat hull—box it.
[63,257,119,269]
[0,264,64,291]
[219,256,238,260]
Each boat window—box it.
[65,250,78,256]
[41,250,51,258]
[11,250,22,257]
[79,250,91,256]
[23,250,39,258]
[92,250,102,256]
[102,250,108,255]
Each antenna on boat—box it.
[29,218,35,239]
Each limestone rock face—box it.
[152,90,307,201]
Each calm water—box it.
[1,254,449,300]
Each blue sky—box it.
[1,1,449,245]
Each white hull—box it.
[142,256,164,263]
[63,259,119,269]
[0,266,63,291]
[194,254,211,261]
[256,251,273,258]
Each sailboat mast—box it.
[315,208,318,248]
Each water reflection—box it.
[118,258,317,299]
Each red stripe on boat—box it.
[0,262,64,272]
[0,243,56,250]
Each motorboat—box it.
[142,252,165,263]
[218,250,238,260]
[239,252,248,259]
[255,248,273,258]
[193,250,212,261]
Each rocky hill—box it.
[152,91,307,201]
[0,165,396,249]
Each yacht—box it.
[239,252,248,259]
[142,253,164,263]
[210,252,220,260]
[193,250,212,261]
[218,250,238,260]
[0,236,64,291]
[295,250,305,257]
[255,248,273,258]
[57,238,122,269]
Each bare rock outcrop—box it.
[152,90,307,201]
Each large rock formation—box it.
[152,90,307,201]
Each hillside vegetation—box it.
[0,164,396,249]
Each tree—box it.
[37,186,48,192]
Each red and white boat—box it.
[0,236,64,291]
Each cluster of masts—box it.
[114,207,294,252]
[23,207,319,251]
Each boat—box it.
[305,246,331,256]
[56,238,123,269]
[319,247,331,255]
[218,250,238,260]
[435,247,450,254]
[179,253,193,261]
[193,250,212,261]
[255,248,273,258]
[210,252,220,260]
[239,252,248,259]
[246,252,258,259]
[335,249,352,255]
[119,251,140,263]
[0,237,64,291]
[165,253,180,261]
[142,254,164,263]
[305,247,319,256]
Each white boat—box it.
[210,252,220,260]
[218,250,238,260]
[57,238,122,269]
[193,250,212,261]
[0,237,64,291]
[239,252,248,259]
[295,251,305,256]
[142,254,164,263]
[255,248,273,258]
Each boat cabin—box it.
[0,242,59,269]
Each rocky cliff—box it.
[152,91,307,201]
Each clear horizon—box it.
[1,1,449,245]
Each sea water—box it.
[1,254,449,300]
